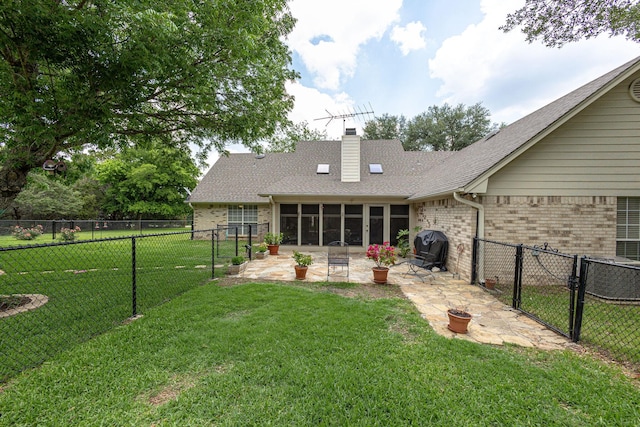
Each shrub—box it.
[59,226,81,241]
[12,225,44,241]
[396,229,411,257]
[231,256,245,265]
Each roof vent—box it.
[629,78,640,102]
[345,128,357,135]
[317,164,329,174]
[255,154,266,159]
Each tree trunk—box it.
[0,165,31,214]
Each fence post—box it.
[513,244,523,309]
[572,256,588,342]
[248,225,253,260]
[211,229,216,279]
[235,227,239,257]
[471,237,478,284]
[567,254,579,339]
[52,220,56,240]
[132,237,137,317]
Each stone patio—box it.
[231,250,575,351]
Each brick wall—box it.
[414,197,476,282]
[483,196,616,257]
[191,204,272,240]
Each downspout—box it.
[268,196,276,233]
[453,191,485,284]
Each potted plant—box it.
[255,242,268,259]
[447,306,472,334]
[395,229,411,258]
[264,232,284,255]
[228,255,247,275]
[484,276,498,290]
[366,242,396,284]
[292,251,313,280]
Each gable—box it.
[487,71,640,197]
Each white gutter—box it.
[453,191,484,240]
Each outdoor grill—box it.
[413,230,448,271]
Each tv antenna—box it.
[314,103,375,133]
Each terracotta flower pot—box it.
[485,278,497,290]
[294,265,308,280]
[268,244,279,255]
[372,267,390,284]
[447,309,472,334]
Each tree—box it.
[97,143,199,219]
[0,0,297,211]
[362,114,408,143]
[403,103,498,152]
[501,0,640,47]
[266,121,328,153]
[11,173,83,220]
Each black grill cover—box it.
[414,230,448,270]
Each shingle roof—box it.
[189,56,640,204]
[408,55,640,200]
[188,139,451,203]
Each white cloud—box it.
[391,21,427,55]
[288,0,402,90]
[286,81,362,140]
[428,0,639,124]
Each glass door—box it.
[369,206,384,245]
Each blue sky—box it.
[208,0,639,165]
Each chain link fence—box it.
[576,258,640,366]
[0,228,242,382]
[0,219,192,240]
[474,238,640,368]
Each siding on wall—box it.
[487,74,640,197]
[341,135,360,182]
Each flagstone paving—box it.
[234,250,576,351]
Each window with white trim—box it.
[228,205,258,236]
[616,197,640,260]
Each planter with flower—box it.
[255,242,268,259]
[292,251,313,280]
[366,242,396,284]
[263,232,284,255]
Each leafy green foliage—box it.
[12,173,84,219]
[363,113,408,143]
[405,103,499,151]
[97,143,199,219]
[363,104,500,152]
[0,0,297,209]
[502,0,640,47]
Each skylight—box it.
[369,163,383,174]
[317,164,330,174]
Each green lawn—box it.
[0,232,242,381]
[0,227,192,247]
[0,281,638,426]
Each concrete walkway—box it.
[235,251,575,351]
